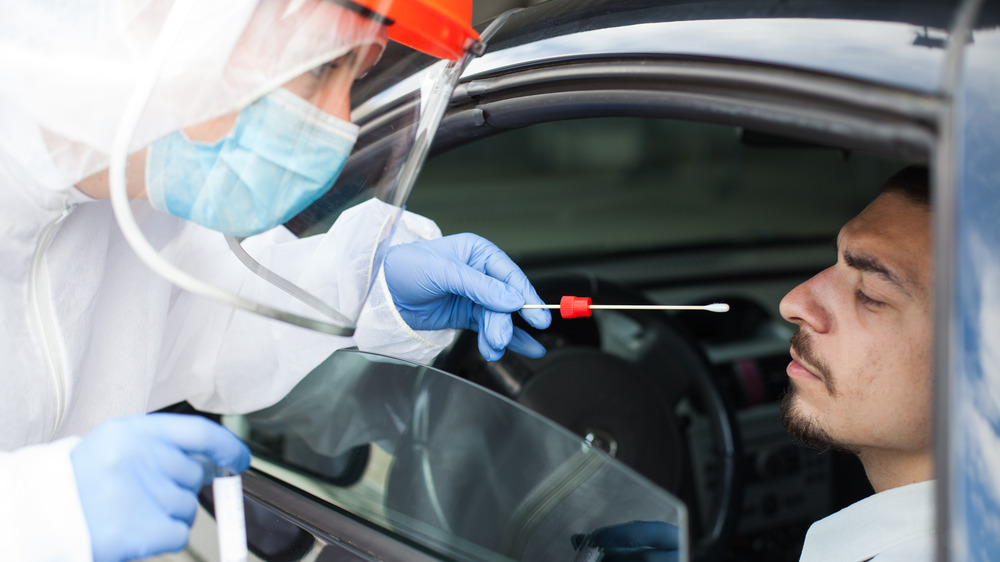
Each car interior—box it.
[235,116,917,562]
[200,110,922,561]
[403,115,909,561]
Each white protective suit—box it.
[0,1,455,559]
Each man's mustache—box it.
[790,329,836,395]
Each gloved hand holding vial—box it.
[213,469,249,562]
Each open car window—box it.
[225,350,687,561]
[398,115,912,560]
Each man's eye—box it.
[856,289,885,307]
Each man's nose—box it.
[779,267,835,334]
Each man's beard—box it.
[779,387,856,454]
[779,329,857,454]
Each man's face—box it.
[778,192,933,455]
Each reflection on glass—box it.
[227,350,686,561]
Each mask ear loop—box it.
[109,0,481,336]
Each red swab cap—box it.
[560,295,592,319]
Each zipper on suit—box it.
[30,203,75,439]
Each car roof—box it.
[471,0,967,95]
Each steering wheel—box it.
[435,274,743,561]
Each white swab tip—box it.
[705,303,730,313]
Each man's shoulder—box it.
[799,480,935,562]
[868,532,934,562]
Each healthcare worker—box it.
[0,1,551,560]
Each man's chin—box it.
[779,387,857,454]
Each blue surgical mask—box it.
[145,88,359,237]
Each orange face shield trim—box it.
[345,0,481,60]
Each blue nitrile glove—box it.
[70,413,251,562]
[384,233,552,361]
[571,521,680,562]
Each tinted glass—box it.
[227,350,686,561]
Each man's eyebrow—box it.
[841,248,911,297]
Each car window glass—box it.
[227,350,686,561]
[407,117,901,261]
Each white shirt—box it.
[800,480,935,562]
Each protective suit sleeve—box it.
[352,212,458,361]
[148,201,455,415]
[0,437,92,561]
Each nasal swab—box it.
[522,296,729,319]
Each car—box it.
[176,1,1000,561]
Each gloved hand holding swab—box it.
[522,295,730,319]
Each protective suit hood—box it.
[0,0,387,191]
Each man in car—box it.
[573,165,933,562]
[780,164,933,561]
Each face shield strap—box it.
[215,10,515,333]
[108,0,360,337]
[224,235,356,327]
[108,0,503,337]
[324,0,394,26]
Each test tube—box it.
[213,469,248,562]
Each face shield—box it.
[95,0,482,335]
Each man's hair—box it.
[879,164,930,206]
